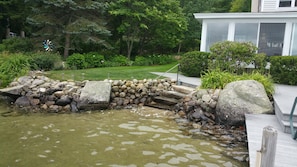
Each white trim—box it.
[283,22,293,55]
[200,22,207,52]
[194,12,297,20]
[228,23,235,41]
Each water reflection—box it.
[0,103,247,167]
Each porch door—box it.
[258,23,286,56]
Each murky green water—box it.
[0,103,247,167]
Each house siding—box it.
[261,0,277,12]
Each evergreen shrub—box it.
[209,41,257,74]
[179,51,209,77]
[84,52,105,68]
[66,53,87,69]
[31,52,63,71]
[270,56,297,85]
[0,38,33,53]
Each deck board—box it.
[245,114,297,167]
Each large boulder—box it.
[216,80,273,126]
[78,81,111,110]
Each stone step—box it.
[160,90,186,100]
[152,96,179,106]
[172,85,195,95]
[145,102,174,110]
[278,119,297,134]
[275,100,297,122]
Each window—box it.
[206,23,228,52]
[291,23,297,55]
[258,23,286,56]
[234,23,258,46]
[279,0,292,7]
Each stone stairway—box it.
[146,85,195,110]
[273,85,297,134]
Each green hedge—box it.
[270,56,297,85]
[133,55,175,66]
[179,51,209,77]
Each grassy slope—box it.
[45,63,179,81]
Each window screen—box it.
[206,23,228,52]
[258,23,286,56]
[279,0,292,7]
[235,23,258,46]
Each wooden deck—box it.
[245,114,297,167]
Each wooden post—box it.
[259,126,278,167]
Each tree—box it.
[230,0,251,12]
[109,0,187,59]
[0,0,28,40]
[26,0,111,58]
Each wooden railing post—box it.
[257,126,278,167]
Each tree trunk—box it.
[127,40,134,60]
[20,31,25,38]
[177,43,182,54]
[64,33,71,59]
[6,27,10,39]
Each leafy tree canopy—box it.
[109,0,187,59]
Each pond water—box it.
[0,103,248,167]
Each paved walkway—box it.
[151,72,201,87]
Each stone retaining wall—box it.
[2,73,176,113]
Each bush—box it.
[30,52,63,71]
[108,55,131,66]
[270,56,297,85]
[0,37,33,53]
[149,54,175,65]
[209,41,257,74]
[201,70,236,89]
[0,53,31,87]
[133,55,176,66]
[66,53,87,69]
[84,52,105,68]
[133,56,153,66]
[201,70,274,96]
[179,51,209,77]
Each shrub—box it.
[149,54,176,65]
[270,56,297,85]
[209,41,257,74]
[201,70,274,96]
[109,55,131,66]
[30,52,63,71]
[133,56,153,66]
[0,53,31,87]
[201,70,236,89]
[240,72,275,96]
[66,53,87,69]
[0,37,33,53]
[133,55,176,66]
[84,52,105,68]
[179,51,209,77]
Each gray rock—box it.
[78,81,111,110]
[216,80,273,126]
[15,96,31,107]
[56,95,71,106]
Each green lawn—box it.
[45,63,179,81]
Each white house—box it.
[194,0,297,56]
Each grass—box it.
[45,63,179,81]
